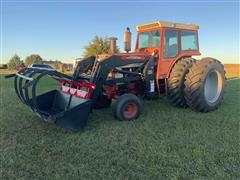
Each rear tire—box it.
[184,58,225,112]
[167,57,195,107]
[113,94,142,121]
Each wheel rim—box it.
[123,101,137,119]
[204,70,223,104]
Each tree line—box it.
[83,35,119,57]
[7,54,43,70]
[7,35,118,70]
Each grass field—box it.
[0,69,17,74]
[0,75,239,179]
[224,64,240,78]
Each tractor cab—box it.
[134,21,201,78]
[135,21,200,55]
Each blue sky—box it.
[1,0,239,64]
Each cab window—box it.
[138,30,160,49]
[164,30,178,58]
[181,31,198,50]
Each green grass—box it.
[0,75,239,179]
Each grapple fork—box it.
[5,67,95,131]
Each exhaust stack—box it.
[109,37,118,53]
[124,27,131,53]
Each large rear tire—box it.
[184,58,225,112]
[167,57,195,107]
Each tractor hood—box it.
[97,51,151,62]
[116,52,150,60]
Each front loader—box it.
[6,21,225,131]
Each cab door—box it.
[157,28,180,79]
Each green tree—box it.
[7,54,24,70]
[83,35,118,57]
[25,54,43,66]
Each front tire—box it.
[112,94,142,121]
[184,58,225,112]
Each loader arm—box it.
[86,55,150,102]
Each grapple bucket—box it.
[33,90,92,131]
[5,67,95,131]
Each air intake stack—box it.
[124,27,131,53]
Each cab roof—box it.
[136,21,199,31]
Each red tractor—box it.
[6,21,225,131]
